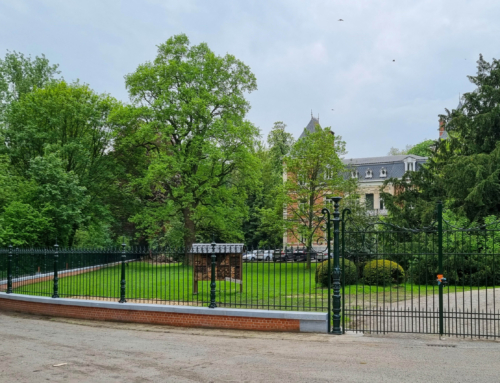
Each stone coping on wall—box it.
[0,293,327,333]
[0,260,133,286]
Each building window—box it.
[365,169,373,179]
[404,159,416,172]
[380,198,384,210]
[365,194,374,210]
[351,170,359,179]
[298,200,307,211]
[380,167,387,177]
[325,167,333,180]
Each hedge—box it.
[315,258,357,287]
[363,259,405,286]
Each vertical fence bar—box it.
[6,244,13,294]
[322,206,332,333]
[119,238,127,303]
[341,208,351,334]
[209,241,217,308]
[52,243,59,298]
[437,201,444,336]
[332,196,342,335]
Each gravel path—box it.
[1,311,500,382]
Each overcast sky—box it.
[1,0,499,158]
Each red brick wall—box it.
[0,296,300,332]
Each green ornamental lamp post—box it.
[331,196,343,334]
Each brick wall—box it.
[0,295,301,332]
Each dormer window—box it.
[365,169,373,179]
[404,157,417,172]
[325,167,333,180]
[380,167,387,177]
[351,170,359,179]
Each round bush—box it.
[363,260,405,286]
[315,259,357,287]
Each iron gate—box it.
[340,202,500,339]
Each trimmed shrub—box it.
[315,258,357,287]
[363,259,405,286]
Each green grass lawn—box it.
[14,260,497,312]
[14,261,329,311]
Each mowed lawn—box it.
[14,261,330,311]
[14,261,491,312]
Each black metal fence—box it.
[0,245,331,312]
[342,203,500,339]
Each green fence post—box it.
[209,241,217,308]
[119,238,127,303]
[52,242,59,298]
[437,201,444,336]
[321,206,332,333]
[332,196,342,335]
[341,208,351,334]
[7,244,13,294]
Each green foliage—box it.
[407,139,434,157]
[1,80,123,245]
[408,213,500,286]
[363,259,405,286]
[442,55,500,156]
[440,143,500,221]
[383,55,500,226]
[27,154,89,232]
[315,259,357,287]
[0,201,51,246]
[284,124,355,259]
[0,51,60,121]
[111,34,260,247]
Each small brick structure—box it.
[0,293,327,333]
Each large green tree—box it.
[284,124,354,267]
[1,81,121,245]
[111,34,259,248]
[0,51,60,123]
[244,122,294,248]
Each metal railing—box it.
[0,245,332,313]
[341,202,500,339]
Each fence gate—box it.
[341,203,500,339]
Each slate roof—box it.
[299,117,320,139]
[190,243,244,254]
[343,155,427,182]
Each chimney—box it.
[438,118,445,138]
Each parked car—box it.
[316,251,332,261]
[255,250,274,261]
[243,252,256,262]
[292,248,319,262]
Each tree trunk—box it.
[306,237,312,270]
[182,206,196,265]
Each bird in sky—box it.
[338,19,343,21]
[393,59,395,62]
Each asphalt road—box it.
[1,311,499,383]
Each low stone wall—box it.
[0,293,327,333]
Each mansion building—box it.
[344,154,427,216]
[283,116,428,249]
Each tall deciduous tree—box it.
[2,81,120,245]
[111,34,259,248]
[284,124,353,268]
[0,51,60,123]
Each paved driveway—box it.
[1,311,499,382]
[349,288,500,336]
